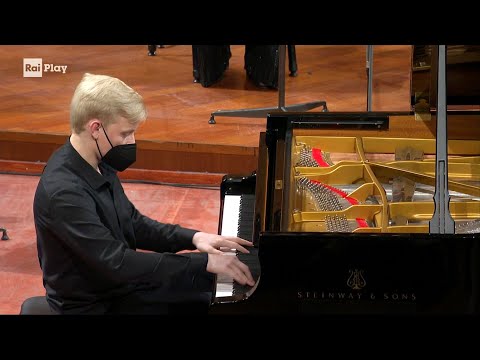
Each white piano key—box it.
[216,195,258,301]
[215,248,237,298]
[221,195,241,237]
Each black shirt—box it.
[33,138,212,313]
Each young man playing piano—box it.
[33,73,255,314]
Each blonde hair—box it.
[70,73,147,134]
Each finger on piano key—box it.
[219,247,237,253]
[217,236,253,253]
[235,258,255,286]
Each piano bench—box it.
[19,296,54,315]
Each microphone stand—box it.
[208,45,328,124]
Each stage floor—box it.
[0,45,412,182]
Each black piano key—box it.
[233,247,260,296]
[233,194,259,297]
[237,194,256,241]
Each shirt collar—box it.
[65,137,115,190]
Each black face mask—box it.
[95,124,136,172]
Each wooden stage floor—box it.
[0,45,412,185]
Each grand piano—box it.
[209,45,480,315]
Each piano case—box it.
[211,110,480,315]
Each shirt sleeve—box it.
[128,198,199,253]
[49,187,208,288]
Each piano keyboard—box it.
[220,194,255,239]
[215,194,260,302]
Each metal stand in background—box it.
[429,45,455,234]
[147,45,165,56]
[208,45,328,124]
[0,226,9,240]
[366,45,374,111]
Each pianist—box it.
[33,73,255,315]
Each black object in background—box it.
[244,45,280,89]
[192,45,231,88]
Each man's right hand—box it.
[206,252,255,286]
